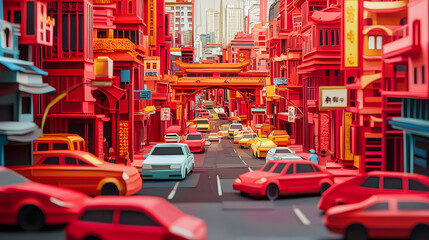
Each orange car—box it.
[10,151,142,196]
[34,134,86,152]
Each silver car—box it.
[164,133,181,143]
[265,147,302,162]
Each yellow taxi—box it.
[233,128,253,143]
[268,130,291,146]
[218,124,229,138]
[228,123,243,138]
[250,138,277,158]
[210,113,219,119]
[208,133,219,141]
[195,118,210,132]
[238,133,258,148]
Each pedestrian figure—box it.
[308,149,319,164]
[103,137,109,161]
[108,147,116,164]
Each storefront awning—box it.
[0,58,48,75]
[8,128,42,142]
[0,122,39,136]
[19,83,56,95]
[390,118,429,138]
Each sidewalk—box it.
[132,142,160,171]
[288,144,359,181]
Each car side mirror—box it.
[143,154,148,157]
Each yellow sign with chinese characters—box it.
[344,111,353,160]
[344,0,359,68]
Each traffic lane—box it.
[0,226,64,240]
[174,200,341,240]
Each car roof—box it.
[367,171,425,178]
[267,159,314,164]
[34,150,88,156]
[194,117,209,120]
[274,147,292,150]
[85,196,165,208]
[154,143,187,147]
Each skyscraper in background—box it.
[225,4,244,45]
[248,4,261,30]
[165,0,194,47]
[206,8,220,43]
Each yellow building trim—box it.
[364,1,408,11]
[363,25,393,36]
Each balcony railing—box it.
[392,24,408,41]
[93,38,138,57]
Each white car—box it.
[164,133,181,143]
[265,147,302,162]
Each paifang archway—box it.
[170,61,268,127]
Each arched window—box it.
[413,20,420,46]
[347,76,355,84]
[128,1,132,14]
[4,28,10,48]
[117,1,122,14]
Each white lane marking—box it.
[168,181,180,200]
[233,149,237,153]
[248,167,253,172]
[293,205,311,226]
[238,155,242,160]
[241,159,247,165]
[216,175,223,196]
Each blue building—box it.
[0,2,55,166]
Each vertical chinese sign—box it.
[343,0,361,69]
[118,121,129,158]
[245,16,249,34]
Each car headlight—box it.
[234,178,242,184]
[122,172,129,180]
[50,197,70,208]
[170,226,195,239]
[254,177,267,184]
[142,164,152,170]
[170,164,181,169]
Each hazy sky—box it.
[194,0,244,39]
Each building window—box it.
[146,63,151,69]
[319,30,323,45]
[376,36,383,49]
[153,63,157,69]
[97,31,106,38]
[331,30,335,45]
[414,67,418,84]
[14,11,22,24]
[118,1,122,14]
[27,2,35,35]
[128,1,133,14]
[21,96,31,114]
[368,36,375,49]
[336,30,339,45]
[325,30,328,45]
[422,66,425,84]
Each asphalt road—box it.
[0,120,342,240]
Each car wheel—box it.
[18,205,45,232]
[265,184,279,201]
[345,224,368,240]
[101,183,119,195]
[240,192,249,197]
[320,183,331,195]
[84,236,101,240]
[411,224,429,240]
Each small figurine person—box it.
[308,149,319,164]
[103,137,109,161]
[108,147,115,163]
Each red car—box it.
[0,167,89,231]
[182,133,206,153]
[217,113,227,120]
[233,159,334,200]
[66,196,207,240]
[318,171,429,211]
[199,112,210,118]
[324,194,429,240]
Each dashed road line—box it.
[241,159,247,165]
[216,175,223,196]
[248,167,253,172]
[168,181,180,200]
[292,205,311,225]
[238,155,242,160]
[233,149,237,153]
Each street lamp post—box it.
[41,81,113,131]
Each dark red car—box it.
[324,194,429,240]
[318,171,429,211]
[233,159,334,200]
[66,196,207,240]
[0,167,89,231]
[217,113,227,120]
[182,133,206,153]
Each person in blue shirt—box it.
[308,149,319,164]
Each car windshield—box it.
[0,170,29,186]
[276,149,292,154]
[243,134,253,138]
[261,141,275,147]
[165,134,178,137]
[187,134,202,140]
[151,147,184,155]
[82,154,104,165]
[222,126,228,130]
[196,120,209,125]
[230,125,243,130]
[209,133,217,136]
